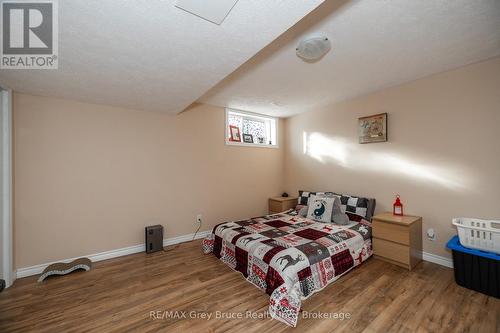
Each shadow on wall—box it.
[302,131,474,191]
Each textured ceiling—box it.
[0,0,324,113]
[200,0,500,117]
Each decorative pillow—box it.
[293,204,308,217]
[337,194,369,218]
[298,190,371,220]
[332,211,350,225]
[306,194,335,223]
[316,193,350,225]
[298,190,316,205]
[298,190,336,205]
[298,206,308,217]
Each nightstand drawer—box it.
[373,238,410,265]
[373,220,410,245]
[269,200,284,213]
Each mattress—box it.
[202,210,372,326]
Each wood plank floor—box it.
[1,240,498,333]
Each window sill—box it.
[225,141,279,149]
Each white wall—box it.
[284,57,500,259]
[14,97,285,268]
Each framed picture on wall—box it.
[229,125,241,142]
[358,113,387,144]
[242,134,254,143]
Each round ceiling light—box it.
[296,36,331,62]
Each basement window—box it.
[225,108,278,148]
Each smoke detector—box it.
[296,36,331,61]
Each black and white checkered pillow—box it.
[298,190,369,219]
[298,191,336,205]
[338,195,368,218]
[298,190,316,205]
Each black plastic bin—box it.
[446,236,499,298]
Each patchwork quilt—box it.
[202,210,372,327]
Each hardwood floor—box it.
[1,240,498,333]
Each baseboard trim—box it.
[16,230,211,279]
[163,230,210,247]
[422,251,453,268]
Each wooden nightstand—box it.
[372,212,422,270]
[269,197,298,214]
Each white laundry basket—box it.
[452,217,500,254]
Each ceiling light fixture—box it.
[296,36,331,62]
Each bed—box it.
[202,192,375,327]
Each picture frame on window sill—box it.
[229,125,241,142]
[242,134,254,143]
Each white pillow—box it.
[306,194,335,223]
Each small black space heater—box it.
[145,225,163,253]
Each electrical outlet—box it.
[196,214,202,226]
[427,228,436,241]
